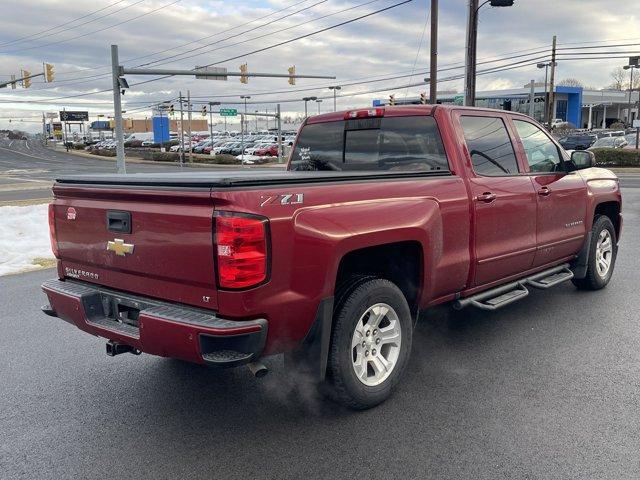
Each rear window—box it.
[290,116,449,172]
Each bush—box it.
[72,143,86,150]
[124,140,143,148]
[609,121,625,130]
[91,149,117,157]
[591,148,640,167]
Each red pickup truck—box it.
[42,105,621,409]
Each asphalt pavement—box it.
[1,141,640,479]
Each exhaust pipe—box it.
[106,340,140,357]
[247,361,268,378]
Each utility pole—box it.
[277,103,283,164]
[254,111,259,131]
[546,35,557,128]
[464,0,479,106]
[209,105,214,146]
[429,0,438,104]
[179,91,185,165]
[110,45,126,173]
[187,90,192,162]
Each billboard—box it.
[60,111,89,122]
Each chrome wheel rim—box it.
[595,229,613,278]
[351,303,401,387]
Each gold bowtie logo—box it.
[107,238,134,256]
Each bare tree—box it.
[557,77,584,88]
[609,67,640,90]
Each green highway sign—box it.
[219,108,238,117]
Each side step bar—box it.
[453,264,574,311]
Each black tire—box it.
[572,215,617,290]
[325,278,413,410]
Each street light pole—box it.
[240,95,251,164]
[624,64,638,125]
[328,86,341,111]
[110,44,126,173]
[316,99,323,114]
[429,0,438,104]
[302,96,317,117]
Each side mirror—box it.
[569,150,594,170]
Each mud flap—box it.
[284,297,334,381]
[570,231,592,280]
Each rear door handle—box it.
[475,192,496,203]
[538,186,551,196]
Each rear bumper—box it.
[41,279,267,367]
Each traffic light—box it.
[201,105,207,117]
[389,94,395,106]
[44,63,55,83]
[420,92,427,104]
[240,63,248,84]
[22,70,31,89]
[168,104,174,115]
[288,65,296,86]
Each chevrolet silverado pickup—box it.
[42,105,622,409]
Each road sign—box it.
[60,111,89,121]
[195,66,227,81]
[454,94,464,106]
[633,120,640,128]
[219,108,238,117]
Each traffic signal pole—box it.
[110,44,334,172]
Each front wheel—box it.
[572,215,617,290]
[326,278,413,409]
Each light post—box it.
[537,61,555,125]
[464,0,514,106]
[316,99,323,114]
[623,64,639,125]
[328,86,341,111]
[254,110,259,131]
[303,96,317,117]
[240,95,251,164]
[209,101,220,146]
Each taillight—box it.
[48,203,59,258]
[215,213,269,289]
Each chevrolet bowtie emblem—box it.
[106,238,134,257]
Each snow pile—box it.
[0,204,54,276]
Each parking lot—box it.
[2,182,639,479]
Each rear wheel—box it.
[572,215,617,290]
[326,278,412,409]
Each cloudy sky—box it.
[1,0,639,131]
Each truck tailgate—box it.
[52,185,218,310]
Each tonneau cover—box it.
[55,169,448,188]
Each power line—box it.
[0,0,179,54]
[136,0,334,67]
[0,0,129,47]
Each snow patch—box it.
[0,204,54,276]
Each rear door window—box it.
[290,116,449,172]
[460,116,519,176]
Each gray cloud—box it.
[1,0,639,132]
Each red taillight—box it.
[215,214,268,289]
[48,203,59,258]
[344,108,384,119]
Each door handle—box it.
[537,186,551,196]
[475,192,496,203]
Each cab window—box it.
[513,120,563,173]
[460,116,519,176]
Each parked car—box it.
[42,105,621,409]
[588,137,628,149]
[252,144,279,156]
[558,134,596,151]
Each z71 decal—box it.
[260,193,304,207]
